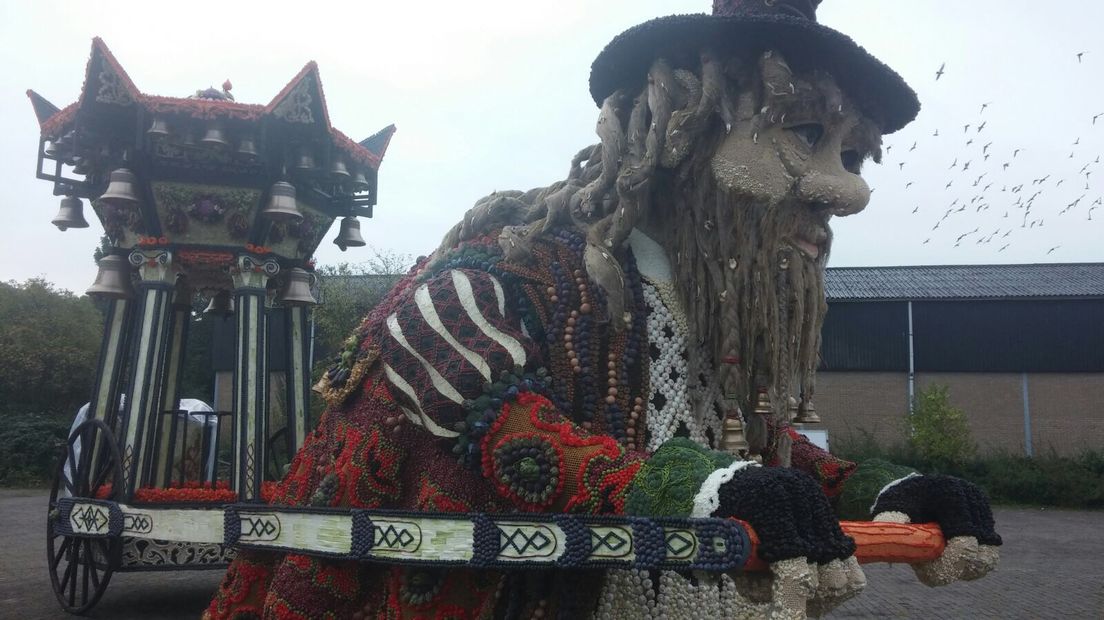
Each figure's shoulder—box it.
[417,226,590,288]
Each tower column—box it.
[119,249,176,499]
[231,255,279,501]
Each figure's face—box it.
[710,52,883,263]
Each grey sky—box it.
[2,0,1101,294]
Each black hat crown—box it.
[714,0,820,20]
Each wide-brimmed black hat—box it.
[589,0,919,134]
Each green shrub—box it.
[0,413,69,486]
[835,433,1104,510]
[906,384,976,469]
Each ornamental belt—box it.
[52,498,749,572]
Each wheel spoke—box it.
[81,540,91,606]
[51,537,71,570]
[62,542,78,607]
[91,460,113,497]
[87,539,102,590]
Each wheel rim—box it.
[47,419,123,614]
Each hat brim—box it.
[589,13,920,134]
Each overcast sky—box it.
[2,0,1102,293]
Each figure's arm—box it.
[348,266,646,514]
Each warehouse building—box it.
[815,263,1104,456]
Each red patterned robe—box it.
[205,228,853,619]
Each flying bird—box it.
[909,142,917,152]
[1077,52,1087,63]
[1047,246,1060,254]
[905,181,914,188]
[899,162,906,170]
[977,121,987,133]
[983,142,993,154]
[1093,113,1103,125]
[936,62,946,80]
[912,206,919,213]
[980,102,991,114]
[949,158,958,170]
[933,129,940,137]
[963,124,971,134]
[1014,149,1022,158]
[923,238,931,244]
[999,244,1009,252]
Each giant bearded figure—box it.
[208,1,1001,618]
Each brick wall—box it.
[813,372,908,449]
[1026,374,1104,454]
[814,371,1104,456]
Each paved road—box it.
[2,489,1101,619]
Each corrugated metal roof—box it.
[825,263,1104,301]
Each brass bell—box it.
[351,170,370,192]
[332,217,366,251]
[795,398,820,424]
[200,122,229,148]
[238,135,259,159]
[147,117,170,138]
[203,290,234,317]
[276,268,318,307]
[329,157,350,179]
[99,168,141,207]
[86,254,135,299]
[262,181,303,223]
[44,140,58,158]
[753,389,773,416]
[71,156,90,175]
[51,196,90,231]
[295,147,315,170]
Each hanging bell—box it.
[99,168,142,207]
[44,140,58,158]
[262,181,303,223]
[203,290,234,317]
[71,156,90,175]
[147,117,170,138]
[295,147,315,170]
[276,268,318,307]
[200,122,229,148]
[51,196,90,231]
[238,135,259,159]
[86,255,135,299]
[329,157,350,179]
[795,399,820,424]
[753,389,773,416]
[351,170,370,192]
[332,217,366,252]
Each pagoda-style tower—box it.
[28,38,395,502]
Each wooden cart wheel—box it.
[47,419,123,614]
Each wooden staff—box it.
[736,519,946,572]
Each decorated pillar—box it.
[231,255,279,501]
[151,280,194,487]
[86,297,134,428]
[284,305,312,454]
[119,249,176,498]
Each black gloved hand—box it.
[713,466,855,564]
[871,474,1001,546]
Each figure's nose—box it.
[795,156,871,216]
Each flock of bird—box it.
[877,54,1100,257]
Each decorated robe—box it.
[205,227,858,619]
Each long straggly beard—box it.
[654,168,830,453]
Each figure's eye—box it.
[841,149,863,174]
[789,123,824,149]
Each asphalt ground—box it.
[1,489,1100,619]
